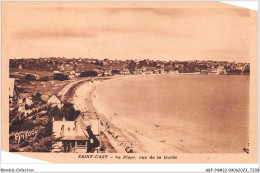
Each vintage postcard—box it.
[1,1,258,165]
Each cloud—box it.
[12,7,249,41]
[105,8,250,18]
[6,3,254,62]
[13,29,96,39]
[13,24,175,40]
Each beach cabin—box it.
[52,113,100,153]
[47,95,63,108]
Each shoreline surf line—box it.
[72,77,134,153]
[72,74,165,153]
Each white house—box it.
[18,95,33,107]
[47,95,63,108]
[52,113,100,153]
[18,103,32,118]
[24,98,33,106]
[18,104,25,113]
[68,75,75,80]
[53,70,60,74]
[18,64,23,69]
[9,78,16,98]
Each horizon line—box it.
[9,57,250,63]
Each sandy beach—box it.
[72,76,151,153]
[71,75,195,153]
[71,74,249,153]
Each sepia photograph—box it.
[1,1,258,165]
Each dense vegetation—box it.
[53,73,68,81]
[9,92,80,152]
[80,71,98,77]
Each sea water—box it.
[93,75,249,153]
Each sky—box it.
[2,2,258,62]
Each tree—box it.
[128,62,136,72]
[53,73,68,81]
[244,66,250,75]
[23,136,57,152]
[112,70,121,75]
[61,102,80,121]
[80,71,97,77]
[47,103,80,121]
[32,92,43,104]
[24,74,36,81]
[164,65,174,71]
[38,76,52,81]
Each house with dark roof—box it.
[52,112,100,153]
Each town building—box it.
[17,94,33,118]
[18,64,23,69]
[18,93,33,107]
[68,75,76,80]
[63,63,74,71]
[103,70,112,76]
[75,63,86,73]
[53,70,60,74]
